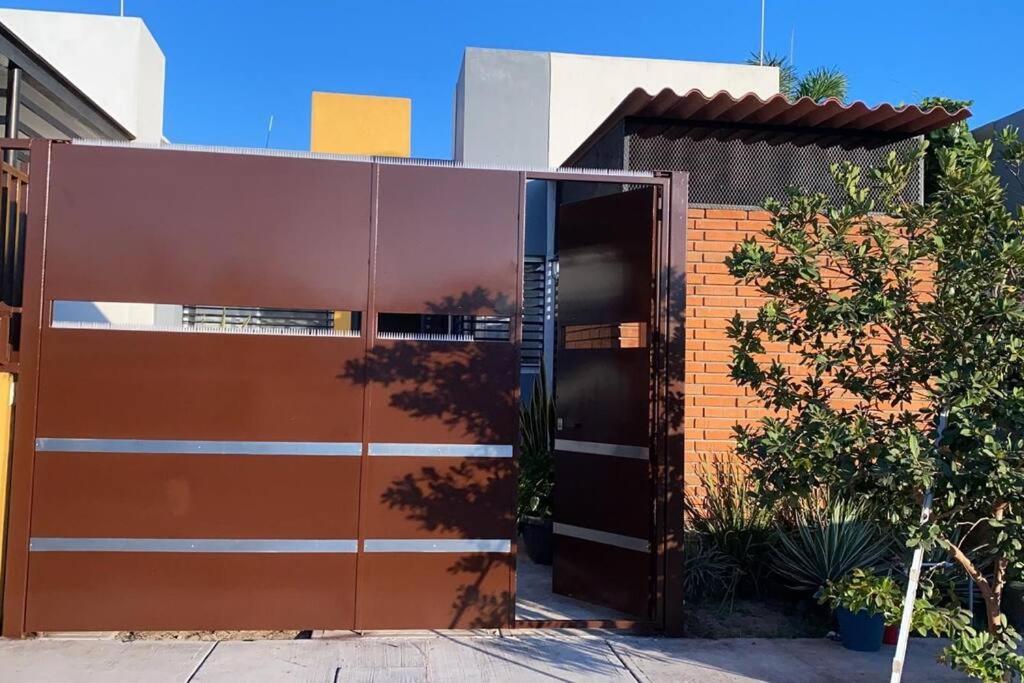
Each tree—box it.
[725,134,1024,678]
[745,53,847,102]
[920,96,974,199]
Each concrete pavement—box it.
[0,631,968,682]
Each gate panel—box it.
[356,165,520,630]
[35,330,366,440]
[18,145,373,632]
[30,453,358,539]
[552,187,657,618]
[43,145,371,309]
[26,554,357,632]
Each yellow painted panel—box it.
[311,92,411,157]
[0,373,13,615]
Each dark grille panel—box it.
[626,128,923,207]
[521,255,546,368]
[183,305,336,329]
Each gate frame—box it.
[1,138,49,638]
[0,143,686,637]
[514,170,687,635]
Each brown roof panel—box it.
[564,88,971,166]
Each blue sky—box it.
[1,1,1020,158]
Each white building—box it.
[453,47,779,167]
[0,8,168,326]
[0,7,165,143]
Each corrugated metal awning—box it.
[565,88,971,166]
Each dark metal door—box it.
[552,187,656,618]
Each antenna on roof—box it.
[789,27,795,66]
[264,115,274,148]
[759,0,766,65]
[119,0,124,16]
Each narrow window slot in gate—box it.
[50,300,362,337]
[377,312,511,342]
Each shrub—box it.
[818,568,903,621]
[683,533,738,602]
[684,459,774,597]
[939,621,1024,683]
[518,365,553,520]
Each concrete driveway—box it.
[0,631,967,682]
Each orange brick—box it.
[695,218,739,229]
[705,208,749,220]
[703,229,750,242]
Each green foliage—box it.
[818,568,904,621]
[517,365,554,519]
[939,620,1024,683]
[819,568,972,633]
[744,53,846,102]
[684,460,774,597]
[770,496,893,592]
[920,96,974,199]
[995,126,1024,203]
[794,67,848,103]
[726,128,1024,677]
[683,534,738,602]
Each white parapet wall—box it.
[454,47,779,168]
[0,8,165,142]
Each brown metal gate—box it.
[1,141,687,635]
[1,142,523,634]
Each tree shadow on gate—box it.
[340,287,516,628]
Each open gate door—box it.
[552,187,657,618]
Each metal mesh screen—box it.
[625,128,923,207]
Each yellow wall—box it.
[310,92,411,157]
[0,373,13,616]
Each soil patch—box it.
[684,598,831,639]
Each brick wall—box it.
[683,206,775,497]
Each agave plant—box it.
[770,495,894,592]
[517,364,554,519]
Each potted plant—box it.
[518,365,554,565]
[818,569,903,652]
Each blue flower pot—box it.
[837,607,885,652]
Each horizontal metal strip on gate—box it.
[362,539,511,553]
[368,443,513,457]
[29,538,359,553]
[35,438,363,456]
[552,523,650,553]
[554,439,649,460]
[50,300,362,338]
